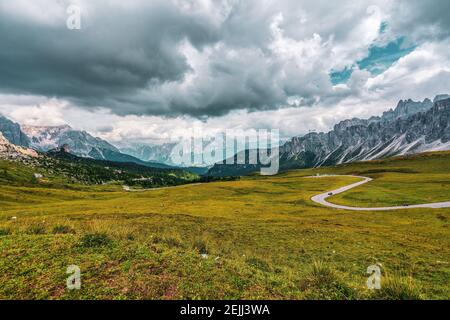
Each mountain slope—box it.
[208,96,450,176]
[120,143,177,165]
[0,116,30,147]
[21,124,173,168]
[0,132,38,161]
[22,125,119,155]
[43,146,198,187]
[280,97,450,170]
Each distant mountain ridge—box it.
[2,95,449,177]
[208,95,450,176]
[22,124,119,155]
[20,124,173,168]
[119,140,226,167]
[119,142,177,165]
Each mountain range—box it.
[1,94,449,177]
[0,119,204,173]
[18,124,171,168]
[208,95,450,176]
[119,143,177,165]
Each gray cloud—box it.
[0,1,220,107]
[388,0,450,43]
[0,0,449,118]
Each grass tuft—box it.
[300,260,357,300]
[0,228,11,236]
[78,233,112,248]
[193,238,209,254]
[26,224,46,235]
[246,257,271,272]
[303,260,338,288]
[165,237,183,248]
[52,225,75,234]
[374,275,423,300]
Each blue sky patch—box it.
[330,35,416,85]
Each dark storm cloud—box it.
[0,1,221,111]
[0,0,449,118]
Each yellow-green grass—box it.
[0,152,449,299]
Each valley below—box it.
[0,151,449,300]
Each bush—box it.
[52,225,75,234]
[79,233,112,248]
[26,225,46,235]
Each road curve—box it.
[309,175,450,211]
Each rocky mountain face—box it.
[120,140,228,167]
[377,98,434,122]
[0,132,38,161]
[0,116,30,147]
[0,122,171,168]
[21,125,119,157]
[208,95,450,176]
[280,97,450,170]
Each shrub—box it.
[52,225,75,234]
[79,233,112,248]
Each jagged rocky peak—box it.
[381,98,434,122]
[433,94,450,103]
[22,124,72,132]
[433,97,450,111]
[333,118,369,131]
[21,124,72,150]
[21,123,119,158]
[210,95,450,177]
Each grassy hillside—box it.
[0,152,449,299]
[0,150,199,190]
[309,151,450,207]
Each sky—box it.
[0,0,450,145]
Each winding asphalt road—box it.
[309,175,450,211]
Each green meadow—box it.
[0,152,449,299]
